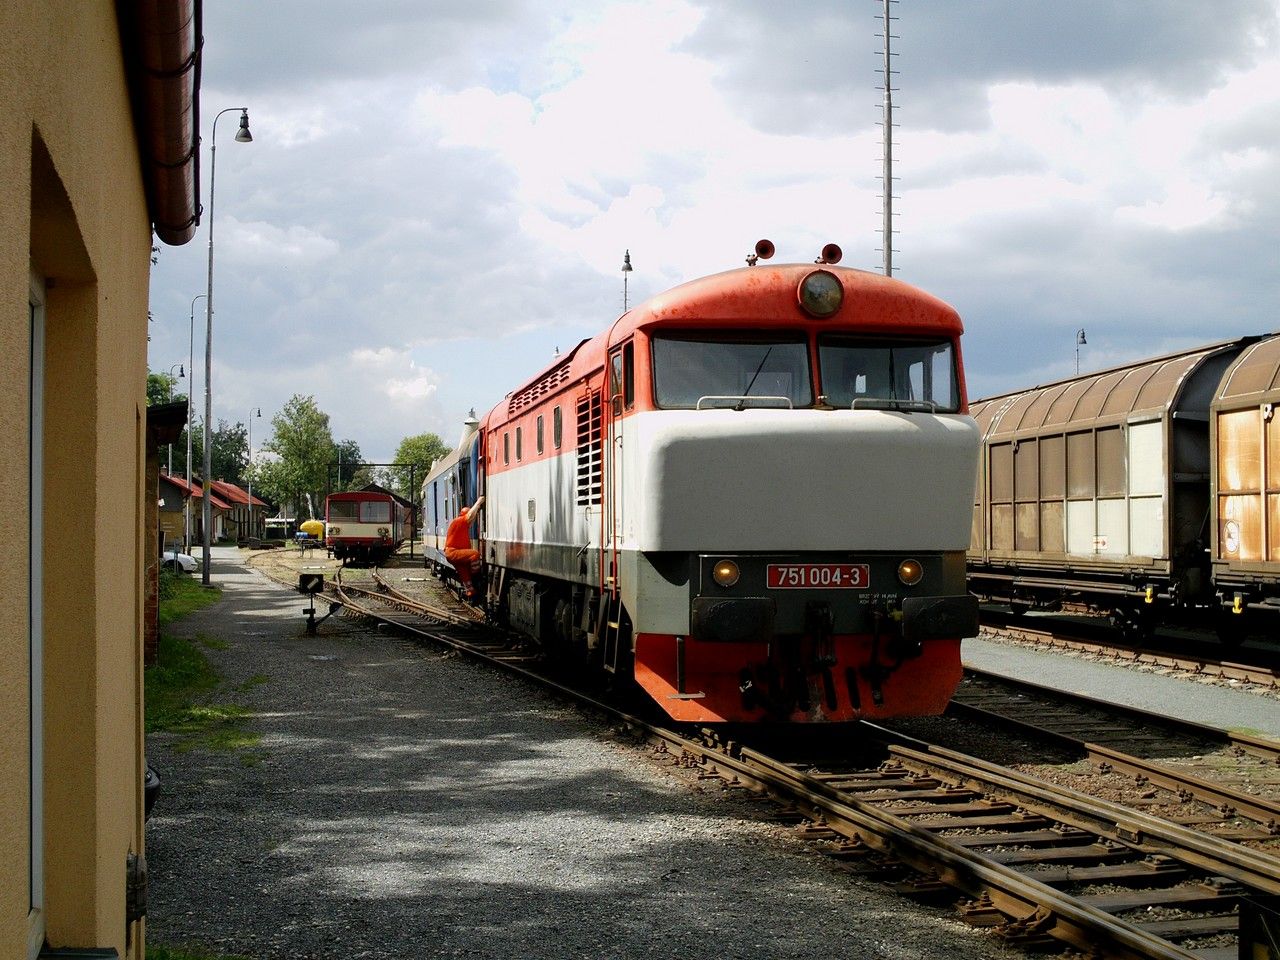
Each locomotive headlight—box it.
[797,269,843,318]
[329,526,341,535]
[712,559,741,587]
[378,527,389,537]
[897,559,924,586]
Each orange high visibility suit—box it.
[444,512,481,596]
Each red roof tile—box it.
[159,473,233,510]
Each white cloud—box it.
[385,376,439,403]
[220,217,341,265]
[150,0,1280,452]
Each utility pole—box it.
[877,0,899,277]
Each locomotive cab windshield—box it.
[818,335,959,412]
[650,330,961,413]
[651,333,812,409]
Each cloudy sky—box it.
[147,1,1280,462]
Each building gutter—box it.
[120,0,202,246]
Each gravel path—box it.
[145,548,1022,960]
[962,635,1280,738]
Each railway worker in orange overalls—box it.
[444,495,485,602]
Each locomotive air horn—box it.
[747,239,775,266]
[818,243,843,265]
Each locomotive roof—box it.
[971,337,1251,439]
[624,263,961,334]
[497,263,964,423]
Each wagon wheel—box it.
[1110,605,1156,644]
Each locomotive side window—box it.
[609,345,636,412]
[610,352,624,403]
[504,432,510,465]
[553,406,562,448]
[623,341,634,408]
[516,426,523,460]
[651,334,811,409]
[536,415,544,454]
[818,336,959,411]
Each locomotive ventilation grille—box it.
[576,389,602,506]
[509,361,572,415]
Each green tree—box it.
[260,395,336,518]
[334,438,375,491]
[246,456,289,512]
[170,418,248,485]
[147,371,180,406]
[389,432,449,500]
[210,419,248,485]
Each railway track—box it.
[742,740,1278,959]
[947,670,1280,842]
[324,574,1280,959]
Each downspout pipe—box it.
[122,0,202,246]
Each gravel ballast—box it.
[145,548,1022,960]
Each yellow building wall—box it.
[1,1,153,957]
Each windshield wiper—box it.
[736,347,774,411]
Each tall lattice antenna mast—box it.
[876,0,899,277]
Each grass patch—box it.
[147,944,252,960]
[146,633,221,733]
[158,572,221,627]
[146,635,264,759]
[148,576,264,760]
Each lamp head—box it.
[235,110,253,143]
[621,250,632,273]
[1077,328,1087,345]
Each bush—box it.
[158,566,181,601]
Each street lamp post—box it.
[246,407,261,539]
[185,294,205,553]
[202,106,253,585]
[621,249,633,311]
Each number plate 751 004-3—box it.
[766,563,870,589]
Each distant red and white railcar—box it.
[325,484,414,566]
[425,243,980,723]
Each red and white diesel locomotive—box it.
[325,484,415,565]
[423,242,980,723]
